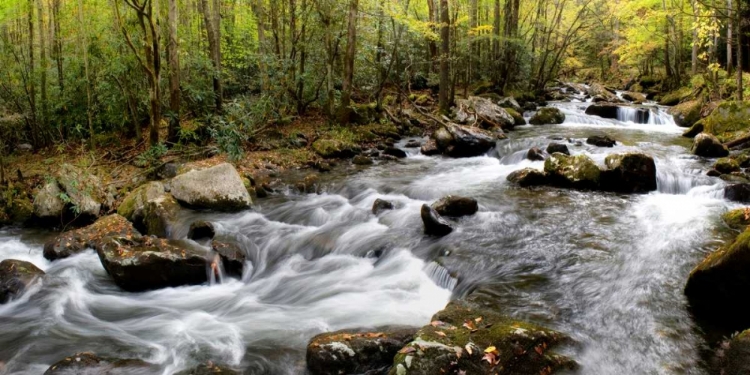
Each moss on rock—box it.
[529,107,565,125]
[669,100,702,128]
[544,153,601,189]
[505,108,526,125]
[722,208,750,231]
[702,101,750,142]
[714,158,741,174]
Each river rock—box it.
[420,139,440,156]
[547,142,570,155]
[584,103,619,119]
[454,97,515,130]
[669,100,702,128]
[714,329,750,375]
[700,101,750,138]
[372,199,395,214]
[507,168,549,187]
[431,196,478,217]
[586,135,617,147]
[56,163,104,218]
[692,133,729,157]
[497,97,522,113]
[405,140,421,148]
[714,158,741,174]
[96,236,211,292]
[685,229,750,331]
[44,352,155,375]
[433,124,497,158]
[353,155,374,165]
[175,362,240,375]
[117,181,166,223]
[722,208,750,231]
[421,204,453,236]
[33,182,66,221]
[388,299,576,375]
[527,147,545,161]
[383,147,407,159]
[139,194,180,238]
[188,221,216,240]
[587,82,619,102]
[621,91,646,103]
[725,184,750,203]
[307,327,418,375]
[43,214,138,261]
[0,259,44,304]
[682,120,705,138]
[600,153,657,194]
[170,163,252,211]
[544,153,601,189]
[312,138,361,159]
[211,240,245,278]
[529,107,565,125]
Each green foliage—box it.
[134,143,168,169]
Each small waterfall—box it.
[616,107,651,124]
[208,253,225,285]
[423,261,458,291]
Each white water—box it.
[0,102,740,374]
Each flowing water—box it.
[0,102,742,374]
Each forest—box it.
[3,0,750,374]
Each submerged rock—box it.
[96,236,211,292]
[383,147,407,159]
[170,163,252,211]
[526,147,545,161]
[600,153,657,193]
[188,221,216,240]
[388,299,576,375]
[507,168,548,187]
[0,259,44,304]
[432,124,498,158]
[211,240,246,278]
[431,196,478,217]
[420,139,441,156]
[44,352,155,375]
[529,107,565,125]
[692,133,729,158]
[546,143,570,155]
[372,199,395,215]
[307,327,418,375]
[586,135,617,147]
[421,204,453,237]
[685,229,750,331]
[584,103,619,119]
[544,153,601,189]
[43,214,138,261]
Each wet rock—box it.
[587,82,619,102]
[0,259,44,304]
[170,163,252,211]
[96,236,211,292]
[526,147,545,161]
[454,97,515,130]
[621,91,646,103]
[507,168,548,187]
[211,240,245,278]
[353,155,374,165]
[497,97,522,113]
[420,139,441,156]
[707,169,722,177]
[139,194,180,238]
[714,329,750,375]
[433,124,498,158]
[372,199,395,214]
[117,182,166,222]
[405,140,421,148]
[157,162,180,179]
[523,102,538,111]
[44,352,155,375]
[505,108,526,126]
[725,184,750,203]
[584,103,619,119]
[682,120,704,138]
[586,135,617,147]
[546,143,570,155]
[685,229,750,331]
[529,107,565,125]
[383,147,407,159]
[421,204,453,237]
[307,327,418,375]
[544,153,601,189]
[721,174,750,184]
[669,100,702,128]
[188,221,216,240]
[714,158,741,174]
[175,362,240,375]
[43,214,138,261]
[722,208,750,231]
[389,299,576,375]
[600,153,657,193]
[431,196,478,217]
[297,174,320,194]
[692,133,729,158]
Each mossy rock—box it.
[714,158,741,174]
[117,181,166,222]
[529,107,565,125]
[0,259,44,304]
[472,82,495,96]
[682,119,705,138]
[44,353,156,374]
[312,138,361,159]
[140,194,180,238]
[544,153,601,189]
[669,100,702,128]
[350,103,381,125]
[8,196,33,223]
[505,108,526,125]
[388,299,575,375]
[714,329,750,375]
[722,208,750,231]
[702,101,750,142]
[659,87,691,106]
[43,214,138,261]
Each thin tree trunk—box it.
[167,0,180,143]
[77,0,94,148]
[737,0,743,100]
[200,0,222,112]
[470,0,477,80]
[727,0,733,72]
[37,0,48,133]
[427,0,438,73]
[52,0,63,93]
[27,0,38,146]
[338,0,358,124]
[438,0,450,113]
[252,0,267,92]
[691,0,698,75]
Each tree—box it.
[167,0,180,143]
[438,0,450,113]
[338,0,358,123]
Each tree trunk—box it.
[469,0,477,80]
[691,0,698,75]
[438,0,450,113]
[36,0,48,134]
[76,0,94,148]
[427,0,438,73]
[737,0,743,100]
[727,0,733,72]
[252,0,268,92]
[167,0,180,143]
[338,0,358,124]
[27,0,38,147]
[200,0,222,113]
[52,0,63,93]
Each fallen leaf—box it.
[465,344,473,356]
[436,331,447,337]
[475,316,483,324]
[463,320,477,331]
[398,346,416,354]
[484,346,497,354]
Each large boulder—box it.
[140,194,181,238]
[544,153,601,189]
[432,124,498,158]
[44,353,155,375]
[587,83,619,102]
[701,101,750,141]
[584,103,619,119]
[117,182,166,223]
[33,164,105,223]
[724,184,750,203]
[454,97,515,130]
[43,214,138,261]
[32,182,65,221]
[170,163,252,211]
[600,153,657,193]
[505,108,526,126]
[388,299,576,375]
[691,133,729,158]
[307,327,418,375]
[420,204,453,237]
[546,143,570,155]
[669,100,702,128]
[507,168,548,187]
[431,196,478,217]
[0,259,44,304]
[497,97,522,113]
[529,107,565,125]
[722,208,750,231]
[96,236,212,292]
[685,229,750,331]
